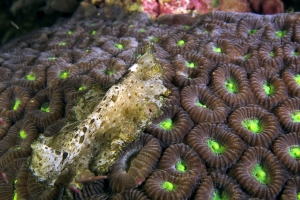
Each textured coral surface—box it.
[0,4,300,200]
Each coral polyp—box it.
[1,4,300,199]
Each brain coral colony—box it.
[1,2,300,200]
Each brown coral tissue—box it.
[228,105,281,148]
[158,143,206,182]
[280,176,300,200]
[147,104,193,146]
[250,68,288,111]
[145,170,195,200]
[211,63,254,109]
[231,147,287,199]
[194,172,246,200]
[181,85,230,124]
[275,97,300,132]
[187,123,245,171]
[273,132,300,174]
[108,133,161,192]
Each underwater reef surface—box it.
[1,4,300,200]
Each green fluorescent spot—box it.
[289,146,300,159]
[162,181,174,191]
[291,111,300,122]
[242,119,263,133]
[26,73,36,81]
[293,51,299,56]
[263,82,275,96]
[59,71,69,79]
[251,164,268,185]
[243,54,250,59]
[78,85,86,91]
[91,30,97,35]
[159,118,173,130]
[225,78,238,93]
[41,102,50,113]
[183,25,190,29]
[59,41,67,46]
[13,99,21,111]
[269,51,275,57]
[207,139,226,154]
[175,160,186,172]
[19,130,27,139]
[85,49,90,53]
[114,43,124,50]
[248,29,258,36]
[148,36,158,43]
[48,56,56,61]
[13,179,18,200]
[67,30,73,34]
[298,192,300,200]
[212,46,222,53]
[106,70,115,75]
[196,101,206,108]
[275,30,287,38]
[185,61,195,68]
[295,74,300,86]
[212,190,229,200]
[139,28,146,32]
[177,40,185,46]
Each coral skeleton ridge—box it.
[29,45,168,188]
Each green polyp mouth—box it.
[78,85,86,91]
[13,179,18,200]
[106,70,115,75]
[26,73,36,81]
[59,71,69,79]
[41,102,50,113]
[91,30,97,35]
[295,74,300,86]
[159,118,173,130]
[251,164,268,185]
[248,29,258,36]
[298,192,300,200]
[175,160,186,172]
[243,53,250,59]
[293,51,299,56]
[48,56,56,61]
[177,40,185,46]
[85,49,90,53]
[196,100,207,108]
[162,181,175,191]
[263,81,275,96]
[207,139,226,154]
[185,61,195,68]
[289,146,300,159]
[148,36,159,43]
[114,43,124,50]
[13,99,21,111]
[212,190,229,200]
[139,28,146,32]
[212,46,222,53]
[242,119,264,133]
[59,41,67,46]
[275,30,287,38]
[67,30,73,34]
[225,78,238,93]
[19,130,27,139]
[183,25,190,29]
[292,111,300,122]
[269,51,275,58]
